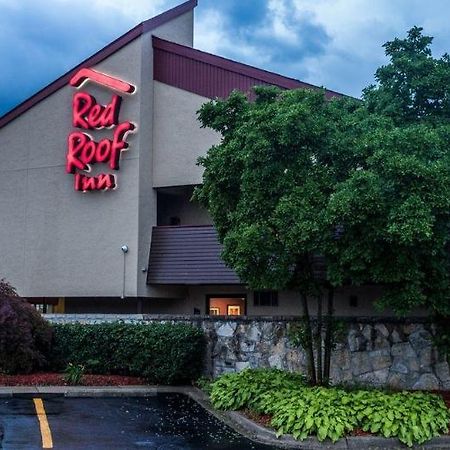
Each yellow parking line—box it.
[33,398,53,449]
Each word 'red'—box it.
[72,92,122,129]
[66,69,135,192]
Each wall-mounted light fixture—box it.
[121,244,128,299]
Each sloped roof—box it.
[0,0,198,129]
[153,37,343,100]
[147,225,241,285]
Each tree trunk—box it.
[323,287,335,385]
[301,292,316,385]
[316,293,323,385]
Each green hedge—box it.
[48,322,205,384]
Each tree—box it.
[195,27,450,384]
[328,27,450,315]
[195,87,354,383]
[364,26,450,124]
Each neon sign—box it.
[66,68,136,192]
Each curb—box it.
[0,385,162,398]
[0,386,449,449]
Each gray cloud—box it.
[1,0,449,115]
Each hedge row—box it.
[49,322,205,384]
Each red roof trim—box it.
[0,0,197,129]
[153,36,344,97]
[143,0,197,33]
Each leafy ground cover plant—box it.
[209,368,306,410]
[256,387,358,442]
[352,390,450,447]
[210,369,450,447]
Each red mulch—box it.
[434,390,450,409]
[0,372,146,386]
[241,408,273,428]
[350,428,373,437]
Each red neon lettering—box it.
[74,173,116,191]
[72,92,122,130]
[72,92,93,129]
[70,68,135,94]
[81,175,96,191]
[96,173,116,190]
[68,71,136,192]
[66,123,134,173]
[67,132,89,173]
[109,122,135,170]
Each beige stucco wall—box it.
[175,285,427,317]
[152,82,220,187]
[0,10,196,299]
[137,10,194,298]
[0,38,143,298]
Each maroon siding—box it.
[147,225,241,285]
[153,37,343,100]
[0,0,198,129]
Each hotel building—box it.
[0,1,385,316]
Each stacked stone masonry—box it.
[46,314,450,390]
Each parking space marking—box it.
[33,398,53,449]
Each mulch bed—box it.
[435,390,450,409]
[0,372,146,386]
[241,408,272,428]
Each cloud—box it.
[1,0,450,115]
[281,0,450,96]
[194,0,450,98]
[196,0,329,66]
[0,0,180,115]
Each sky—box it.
[1,0,449,116]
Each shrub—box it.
[210,368,306,410]
[352,390,450,447]
[210,369,450,447]
[195,376,213,394]
[48,322,205,384]
[0,279,52,374]
[257,387,357,442]
[64,363,85,385]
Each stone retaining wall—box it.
[45,314,450,390]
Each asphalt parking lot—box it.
[0,393,280,449]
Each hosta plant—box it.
[210,369,450,447]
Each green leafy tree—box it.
[328,27,450,315]
[195,87,352,383]
[195,27,450,384]
[364,26,450,124]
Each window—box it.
[33,303,54,313]
[254,291,278,307]
[209,307,220,315]
[227,305,241,315]
[207,295,246,316]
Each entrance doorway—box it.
[206,295,246,316]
